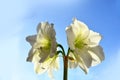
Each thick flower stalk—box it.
[26,22,59,80]
[66,18,104,73]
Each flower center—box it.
[40,37,51,50]
[74,34,87,49]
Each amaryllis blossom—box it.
[66,18,104,73]
[26,22,59,79]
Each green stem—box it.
[57,44,70,80]
[57,44,65,56]
[63,48,70,80]
[63,56,68,80]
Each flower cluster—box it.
[26,18,104,80]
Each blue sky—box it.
[0,0,120,80]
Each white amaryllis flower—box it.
[26,22,59,79]
[66,18,104,73]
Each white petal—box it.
[44,56,59,70]
[26,48,34,62]
[39,49,50,63]
[80,29,90,40]
[75,49,92,68]
[39,56,57,68]
[46,24,56,39]
[32,53,47,74]
[73,52,88,74]
[78,63,88,74]
[48,69,55,80]
[27,48,40,62]
[87,30,102,47]
[53,57,59,70]
[37,22,48,33]
[72,18,89,38]
[88,46,105,66]
[32,51,40,63]
[26,35,36,46]
[33,54,51,74]
[37,22,56,39]
[66,26,75,50]
[34,62,47,74]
